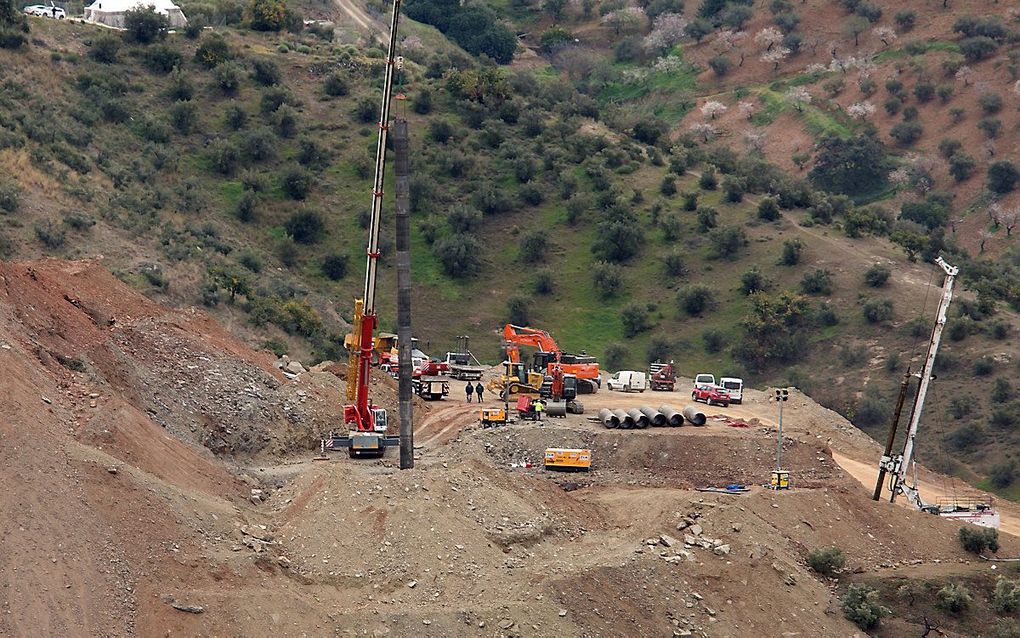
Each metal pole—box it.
[873,368,911,501]
[393,118,413,470]
[776,396,783,470]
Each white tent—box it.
[83,0,188,29]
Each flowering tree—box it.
[701,101,728,119]
[847,101,876,119]
[755,26,784,51]
[643,12,688,52]
[714,29,745,51]
[744,131,767,154]
[784,86,811,112]
[601,7,645,36]
[872,26,896,47]
[689,122,718,143]
[1013,79,1020,95]
[955,65,974,86]
[1002,208,1020,236]
[762,46,791,71]
[737,101,755,119]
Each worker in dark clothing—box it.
[465,381,474,402]
[474,382,484,403]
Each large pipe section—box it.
[613,409,635,429]
[626,408,650,429]
[638,406,668,427]
[546,401,567,418]
[598,408,620,429]
[394,119,413,470]
[658,405,684,427]
[683,405,707,426]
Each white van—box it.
[694,373,716,389]
[607,370,648,392]
[719,377,743,404]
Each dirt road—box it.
[331,0,382,33]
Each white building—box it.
[83,0,188,29]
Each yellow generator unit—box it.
[769,470,790,490]
[480,407,509,426]
[544,448,591,471]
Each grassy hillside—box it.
[3,0,1020,494]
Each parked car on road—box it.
[23,4,66,18]
[692,385,730,407]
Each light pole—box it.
[772,388,790,489]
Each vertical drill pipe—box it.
[394,119,413,470]
[872,369,911,500]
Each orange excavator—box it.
[500,324,601,395]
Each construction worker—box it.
[534,399,544,422]
[474,382,485,403]
[465,381,474,403]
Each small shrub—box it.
[603,342,627,370]
[995,578,1020,614]
[0,178,21,213]
[677,284,714,316]
[699,168,718,191]
[620,303,651,337]
[323,73,349,97]
[281,169,311,200]
[34,221,65,249]
[757,198,780,221]
[507,295,530,325]
[988,160,1020,194]
[991,462,1017,489]
[660,175,677,197]
[592,261,623,298]
[533,269,554,294]
[862,298,893,323]
[863,264,890,287]
[740,267,771,295]
[800,269,833,295]
[284,210,325,244]
[780,239,803,265]
[215,63,241,94]
[807,546,846,575]
[251,58,281,86]
[890,121,923,146]
[959,525,999,554]
[974,357,995,376]
[662,249,685,278]
[123,6,169,44]
[235,191,257,222]
[321,252,349,280]
[935,583,972,615]
[195,35,231,68]
[816,302,839,327]
[841,584,888,631]
[432,233,482,278]
[979,92,1003,114]
[519,230,548,262]
[88,35,121,63]
[707,226,746,260]
[646,335,673,364]
[697,206,718,231]
[702,329,724,353]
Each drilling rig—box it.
[323,0,404,459]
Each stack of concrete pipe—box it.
[597,405,704,429]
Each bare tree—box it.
[1003,208,1020,236]
[873,26,897,47]
[980,229,994,253]
[689,122,718,143]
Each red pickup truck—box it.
[692,386,730,407]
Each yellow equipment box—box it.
[544,448,591,471]
[770,470,790,490]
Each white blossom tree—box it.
[847,101,876,119]
[873,26,897,47]
[762,46,791,71]
[744,131,767,154]
[1013,79,1020,95]
[643,12,689,53]
[737,101,755,119]
[701,101,728,119]
[601,7,645,36]
[689,122,718,143]
[955,65,974,86]
[755,26,784,52]
[784,86,812,112]
[1002,208,1020,237]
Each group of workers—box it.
[464,381,485,403]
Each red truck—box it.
[649,361,676,391]
[692,386,731,407]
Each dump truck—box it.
[413,376,449,401]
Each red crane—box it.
[325,0,404,458]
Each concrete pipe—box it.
[682,405,707,427]
[613,409,635,429]
[639,406,668,427]
[658,405,684,427]
[546,401,567,418]
[598,408,620,429]
[626,409,650,429]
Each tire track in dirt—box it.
[332,0,383,34]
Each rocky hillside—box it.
[2,0,1020,493]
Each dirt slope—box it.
[2,258,1015,637]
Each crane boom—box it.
[334,0,404,456]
